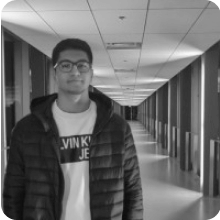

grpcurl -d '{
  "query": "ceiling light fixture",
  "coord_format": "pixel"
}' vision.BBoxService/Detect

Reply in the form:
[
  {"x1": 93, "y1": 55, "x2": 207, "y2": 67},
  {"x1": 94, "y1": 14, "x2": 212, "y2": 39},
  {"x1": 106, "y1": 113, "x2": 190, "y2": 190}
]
[
  {"x1": 106, "y1": 42, "x2": 142, "y2": 50},
  {"x1": 114, "y1": 68, "x2": 136, "y2": 73}
]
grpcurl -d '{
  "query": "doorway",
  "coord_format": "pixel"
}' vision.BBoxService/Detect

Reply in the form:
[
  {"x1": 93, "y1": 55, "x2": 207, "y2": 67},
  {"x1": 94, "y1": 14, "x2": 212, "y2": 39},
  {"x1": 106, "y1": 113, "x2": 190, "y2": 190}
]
[{"x1": 125, "y1": 106, "x2": 137, "y2": 120}]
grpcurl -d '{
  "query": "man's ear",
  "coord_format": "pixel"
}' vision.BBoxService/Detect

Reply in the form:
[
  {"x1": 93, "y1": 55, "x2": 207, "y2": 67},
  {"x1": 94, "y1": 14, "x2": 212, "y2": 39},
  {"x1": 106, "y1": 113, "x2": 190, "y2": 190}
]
[
  {"x1": 53, "y1": 69, "x2": 58, "y2": 82},
  {"x1": 90, "y1": 68, "x2": 94, "y2": 81}
]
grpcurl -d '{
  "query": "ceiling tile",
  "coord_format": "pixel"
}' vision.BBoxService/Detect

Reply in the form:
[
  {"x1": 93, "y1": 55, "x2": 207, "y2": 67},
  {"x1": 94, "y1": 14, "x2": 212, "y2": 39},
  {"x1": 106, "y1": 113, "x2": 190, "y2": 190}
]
[
  {"x1": 142, "y1": 33, "x2": 184, "y2": 50},
  {"x1": 134, "y1": 84, "x2": 160, "y2": 90},
  {"x1": 146, "y1": 9, "x2": 203, "y2": 34},
  {"x1": 97, "y1": 77, "x2": 121, "y2": 84},
  {"x1": 2, "y1": 0, "x2": 220, "y2": 107},
  {"x1": 108, "y1": 49, "x2": 140, "y2": 69},
  {"x1": 158, "y1": 33, "x2": 220, "y2": 78},
  {"x1": 26, "y1": 0, "x2": 90, "y2": 11},
  {"x1": 157, "y1": 56, "x2": 198, "y2": 79},
  {"x1": 104, "y1": 91, "x2": 123, "y2": 96},
  {"x1": 2, "y1": 11, "x2": 59, "y2": 57},
  {"x1": 119, "y1": 77, "x2": 136, "y2": 86},
  {"x1": 170, "y1": 33, "x2": 220, "y2": 60},
  {"x1": 93, "y1": 67, "x2": 115, "y2": 78},
  {"x1": 115, "y1": 70, "x2": 136, "y2": 80},
  {"x1": 102, "y1": 34, "x2": 143, "y2": 44},
  {"x1": 137, "y1": 66, "x2": 162, "y2": 78},
  {"x1": 149, "y1": 0, "x2": 208, "y2": 9},
  {"x1": 92, "y1": 52, "x2": 112, "y2": 67},
  {"x1": 190, "y1": 9, "x2": 220, "y2": 33},
  {"x1": 91, "y1": 76, "x2": 104, "y2": 87},
  {"x1": 134, "y1": 79, "x2": 169, "y2": 92},
  {"x1": 138, "y1": 34, "x2": 185, "y2": 78},
  {"x1": 140, "y1": 33, "x2": 184, "y2": 65},
  {"x1": 117, "y1": 71, "x2": 136, "y2": 78},
  {"x1": 2, "y1": 0, "x2": 33, "y2": 11},
  {"x1": 2, "y1": 12, "x2": 55, "y2": 35},
  {"x1": 88, "y1": 0, "x2": 149, "y2": 10},
  {"x1": 39, "y1": 11, "x2": 99, "y2": 35},
  {"x1": 135, "y1": 76, "x2": 156, "y2": 85},
  {"x1": 93, "y1": 10, "x2": 146, "y2": 34},
  {"x1": 21, "y1": 33, "x2": 60, "y2": 57}
]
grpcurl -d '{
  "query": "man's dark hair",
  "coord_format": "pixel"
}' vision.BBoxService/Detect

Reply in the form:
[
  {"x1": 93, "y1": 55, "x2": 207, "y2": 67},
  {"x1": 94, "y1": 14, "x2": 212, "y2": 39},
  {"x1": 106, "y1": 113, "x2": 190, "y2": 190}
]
[{"x1": 52, "y1": 38, "x2": 93, "y2": 66}]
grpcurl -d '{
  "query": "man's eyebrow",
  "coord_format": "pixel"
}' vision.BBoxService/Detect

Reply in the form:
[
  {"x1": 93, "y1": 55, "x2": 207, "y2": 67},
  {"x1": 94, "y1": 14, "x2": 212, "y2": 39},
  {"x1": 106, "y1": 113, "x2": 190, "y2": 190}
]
[{"x1": 58, "y1": 59, "x2": 90, "y2": 63}]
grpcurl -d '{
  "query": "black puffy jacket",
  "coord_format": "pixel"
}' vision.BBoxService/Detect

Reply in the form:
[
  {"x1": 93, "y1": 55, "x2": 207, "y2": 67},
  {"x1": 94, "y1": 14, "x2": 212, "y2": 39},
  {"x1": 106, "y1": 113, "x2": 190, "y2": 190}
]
[{"x1": 3, "y1": 92, "x2": 143, "y2": 220}]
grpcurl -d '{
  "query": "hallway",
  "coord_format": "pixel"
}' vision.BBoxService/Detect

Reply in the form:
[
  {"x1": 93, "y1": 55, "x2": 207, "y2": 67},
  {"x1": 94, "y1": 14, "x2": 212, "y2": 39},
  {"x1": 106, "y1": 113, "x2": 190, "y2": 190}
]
[{"x1": 128, "y1": 121, "x2": 220, "y2": 220}]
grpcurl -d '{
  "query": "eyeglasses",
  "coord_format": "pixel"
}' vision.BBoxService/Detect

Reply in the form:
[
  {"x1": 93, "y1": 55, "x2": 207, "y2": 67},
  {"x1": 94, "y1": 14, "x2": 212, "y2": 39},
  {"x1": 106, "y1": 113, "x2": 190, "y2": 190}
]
[{"x1": 54, "y1": 60, "x2": 91, "y2": 73}]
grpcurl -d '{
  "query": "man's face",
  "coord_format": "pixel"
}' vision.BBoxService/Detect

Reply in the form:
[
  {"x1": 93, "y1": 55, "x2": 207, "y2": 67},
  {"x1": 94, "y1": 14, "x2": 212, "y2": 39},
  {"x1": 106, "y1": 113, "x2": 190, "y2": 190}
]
[{"x1": 54, "y1": 49, "x2": 93, "y2": 95}]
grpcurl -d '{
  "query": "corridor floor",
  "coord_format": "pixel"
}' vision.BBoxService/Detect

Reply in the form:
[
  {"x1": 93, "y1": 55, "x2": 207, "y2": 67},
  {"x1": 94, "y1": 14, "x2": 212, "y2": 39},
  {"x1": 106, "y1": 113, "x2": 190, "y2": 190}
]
[{"x1": 128, "y1": 121, "x2": 220, "y2": 220}]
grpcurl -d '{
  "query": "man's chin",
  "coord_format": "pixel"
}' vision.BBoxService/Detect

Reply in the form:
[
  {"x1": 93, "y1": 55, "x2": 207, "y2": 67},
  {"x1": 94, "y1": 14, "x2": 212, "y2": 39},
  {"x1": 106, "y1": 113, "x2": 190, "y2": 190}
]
[
  {"x1": 67, "y1": 89, "x2": 87, "y2": 95},
  {"x1": 58, "y1": 86, "x2": 89, "y2": 96}
]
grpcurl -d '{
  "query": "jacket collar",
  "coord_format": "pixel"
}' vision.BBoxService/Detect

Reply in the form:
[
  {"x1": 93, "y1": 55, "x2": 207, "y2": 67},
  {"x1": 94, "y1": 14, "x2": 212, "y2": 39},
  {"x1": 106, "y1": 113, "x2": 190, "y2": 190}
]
[{"x1": 30, "y1": 92, "x2": 114, "y2": 135}]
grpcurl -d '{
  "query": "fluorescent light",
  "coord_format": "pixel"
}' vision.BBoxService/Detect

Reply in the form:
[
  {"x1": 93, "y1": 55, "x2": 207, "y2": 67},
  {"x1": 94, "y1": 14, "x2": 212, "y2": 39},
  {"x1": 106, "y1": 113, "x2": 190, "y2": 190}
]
[
  {"x1": 133, "y1": 94, "x2": 150, "y2": 97},
  {"x1": 170, "y1": 44, "x2": 203, "y2": 61},
  {"x1": 94, "y1": 85, "x2": 120, "y2": 89},
  {"x1": 132, "y1": 97, "x2": 145, "y2": 100},
  {"x1": 110, "y1": 96, "x2": 126, "y2": 99},
  {"x1": 104, "y1": 92, "x2": 123, "y2": 95},
  {"x1": 138, "y1": 77, "x2": 169, "y2": 84},
  {"x1": 153, "y1": 77, "x2": 169, "y2": 83},
  {"x1": 93, "y1": 67, "x2": 115, "y2": 77},
  {"x1": 172, "y1": 50, "x2": 203, "y2": 60},
  {"x1": 135, "y1": 88, "x2": 156, "y2": 91}
]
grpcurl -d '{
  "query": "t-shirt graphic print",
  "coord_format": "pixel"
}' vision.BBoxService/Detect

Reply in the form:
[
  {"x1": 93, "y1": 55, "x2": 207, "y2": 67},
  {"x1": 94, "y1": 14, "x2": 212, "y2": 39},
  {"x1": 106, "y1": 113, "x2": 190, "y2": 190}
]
[
  {"x1": 60, "y1": 134, "x2": 91, "y2": 163},
  {"x1": 52, "y1": 100, "x2": 97, "y2": 220}
]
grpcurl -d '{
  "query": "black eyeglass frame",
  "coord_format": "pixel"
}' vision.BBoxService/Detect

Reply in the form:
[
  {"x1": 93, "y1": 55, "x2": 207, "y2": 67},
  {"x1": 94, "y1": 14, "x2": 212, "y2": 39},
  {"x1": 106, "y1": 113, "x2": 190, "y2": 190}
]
[{"x1": 53, "y1": 60, "x2": 92, "y2": 73}]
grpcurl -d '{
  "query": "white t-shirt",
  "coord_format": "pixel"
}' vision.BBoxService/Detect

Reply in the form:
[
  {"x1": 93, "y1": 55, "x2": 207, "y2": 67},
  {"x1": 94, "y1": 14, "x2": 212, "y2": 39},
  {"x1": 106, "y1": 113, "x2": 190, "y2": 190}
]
[{"x1": 52, "y1": 100, "x2": 97, "y2": 220}]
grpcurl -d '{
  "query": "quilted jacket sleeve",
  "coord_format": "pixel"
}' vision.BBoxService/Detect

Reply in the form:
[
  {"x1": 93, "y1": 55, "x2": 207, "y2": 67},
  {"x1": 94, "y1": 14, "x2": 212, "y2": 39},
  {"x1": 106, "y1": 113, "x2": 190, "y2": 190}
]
[
  {"x1": 3, "y1": 125, "x2": 25, "y2": 220},
  {"x1": 123, "y1": 123, "x2": 143, "y2": 220}
]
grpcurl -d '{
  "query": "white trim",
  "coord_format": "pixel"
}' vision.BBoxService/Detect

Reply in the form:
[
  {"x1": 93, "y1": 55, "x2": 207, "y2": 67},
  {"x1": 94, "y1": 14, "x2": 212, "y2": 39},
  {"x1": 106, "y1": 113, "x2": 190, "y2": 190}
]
[
  {"x1": 1, "y1": 28, "x2": 8, "y2": 200},
  {"x1": 168, "y1": 81, "x2": 171, "y2": 156},
  {"x1": 200, "y1": 54, "x2": 205, "y2": 192},
  {"x1": 21, "y1": 42, "x2": 30, "y2": 117}
]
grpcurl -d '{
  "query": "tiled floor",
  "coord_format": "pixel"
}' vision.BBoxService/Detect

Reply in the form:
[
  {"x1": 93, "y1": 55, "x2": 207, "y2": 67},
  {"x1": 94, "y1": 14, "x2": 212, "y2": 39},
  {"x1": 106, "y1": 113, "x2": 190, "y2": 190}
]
[{"x1": 128, "y1": 121, "x2": 220, "y2": 220}]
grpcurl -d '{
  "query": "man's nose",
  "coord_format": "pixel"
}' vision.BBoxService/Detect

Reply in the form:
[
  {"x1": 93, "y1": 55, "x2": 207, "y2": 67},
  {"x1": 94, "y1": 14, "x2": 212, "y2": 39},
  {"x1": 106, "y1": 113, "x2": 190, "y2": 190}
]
[{"x1": 70, "y1": 65, "x2": 80, "y2": 76}]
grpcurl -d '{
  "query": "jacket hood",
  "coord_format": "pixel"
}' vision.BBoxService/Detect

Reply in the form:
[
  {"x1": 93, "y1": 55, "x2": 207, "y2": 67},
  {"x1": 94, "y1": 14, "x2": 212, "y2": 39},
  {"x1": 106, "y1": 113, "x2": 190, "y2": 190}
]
[
  {"x1": 31, "y1": 93, "x2": 57, "y2": 113},
  {"x1": 30, "y1": 92, "x2": 114, "y2": 134}
]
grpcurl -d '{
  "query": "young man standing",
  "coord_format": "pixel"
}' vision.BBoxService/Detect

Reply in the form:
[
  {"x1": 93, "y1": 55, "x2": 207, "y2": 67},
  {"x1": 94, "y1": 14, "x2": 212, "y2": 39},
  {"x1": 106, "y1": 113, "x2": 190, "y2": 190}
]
[{"x1": 3, "y1": 38, "x2": 143, "y2": 220}]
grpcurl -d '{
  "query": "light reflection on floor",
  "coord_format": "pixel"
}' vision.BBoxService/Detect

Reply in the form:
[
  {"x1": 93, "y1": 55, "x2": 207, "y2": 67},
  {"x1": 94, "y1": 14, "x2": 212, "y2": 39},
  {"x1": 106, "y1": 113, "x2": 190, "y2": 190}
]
[{"x1": 128, "y1": 121, "x2": 220, "y2": 220}]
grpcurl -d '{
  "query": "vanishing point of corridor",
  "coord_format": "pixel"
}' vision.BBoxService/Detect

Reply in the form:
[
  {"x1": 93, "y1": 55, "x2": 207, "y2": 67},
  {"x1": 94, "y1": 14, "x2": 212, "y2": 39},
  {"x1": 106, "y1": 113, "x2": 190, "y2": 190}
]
[{"x1": 129, "y1": 121, "x2": 220, "y2": 220}]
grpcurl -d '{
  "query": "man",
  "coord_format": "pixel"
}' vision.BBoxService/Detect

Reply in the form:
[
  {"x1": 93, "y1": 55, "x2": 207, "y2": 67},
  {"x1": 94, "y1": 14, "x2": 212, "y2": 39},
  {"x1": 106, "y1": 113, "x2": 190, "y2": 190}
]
[{"x1": 3, "y1": 38, "x2": 143, "y2": 220}]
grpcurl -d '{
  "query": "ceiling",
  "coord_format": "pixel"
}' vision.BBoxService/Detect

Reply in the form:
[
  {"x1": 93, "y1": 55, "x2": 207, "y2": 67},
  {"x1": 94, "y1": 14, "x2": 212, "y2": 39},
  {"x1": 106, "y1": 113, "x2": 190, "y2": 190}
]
[{"x1": 1, "y1": 0, "x2": 220, "y2": 106}]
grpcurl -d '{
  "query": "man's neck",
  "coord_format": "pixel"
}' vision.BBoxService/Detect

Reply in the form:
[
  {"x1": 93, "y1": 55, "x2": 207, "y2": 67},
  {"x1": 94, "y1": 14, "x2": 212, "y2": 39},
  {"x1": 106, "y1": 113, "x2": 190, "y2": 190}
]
[{"x1": 56, "y1": 92, "x2": 91, "y2": 113}]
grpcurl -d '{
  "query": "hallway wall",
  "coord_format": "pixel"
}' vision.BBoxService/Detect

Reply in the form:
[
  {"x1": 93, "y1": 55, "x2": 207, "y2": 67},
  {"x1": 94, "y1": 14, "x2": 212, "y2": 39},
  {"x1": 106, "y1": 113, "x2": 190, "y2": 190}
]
[{"x1": 137, "y1": 41, "x2": 220, "y2": 196}]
